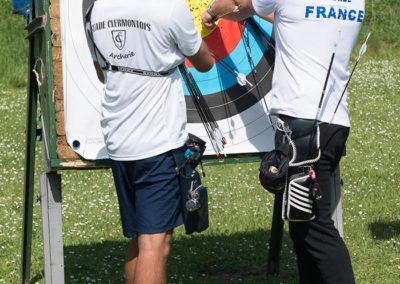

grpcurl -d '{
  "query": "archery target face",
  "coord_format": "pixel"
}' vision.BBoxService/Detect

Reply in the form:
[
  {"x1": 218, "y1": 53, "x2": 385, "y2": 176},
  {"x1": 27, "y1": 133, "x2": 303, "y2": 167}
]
[{"x1": 61, "y1": 0, "x2": 275, "y2": 160}]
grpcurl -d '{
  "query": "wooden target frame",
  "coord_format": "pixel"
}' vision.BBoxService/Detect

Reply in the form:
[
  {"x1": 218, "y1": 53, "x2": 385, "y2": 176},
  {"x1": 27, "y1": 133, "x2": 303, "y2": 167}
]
[{"x1": 38, "y1": 0, "x2": 278, "y2": 171}]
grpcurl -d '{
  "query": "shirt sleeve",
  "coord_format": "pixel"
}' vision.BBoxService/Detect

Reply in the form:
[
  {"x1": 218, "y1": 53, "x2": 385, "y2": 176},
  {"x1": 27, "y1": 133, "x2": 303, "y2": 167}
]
[
  {"x1": 169, "y1": 0, "x2": 202, "y2": 57},
  {"x1": 252, "y1": 0, "x2": 278, "y2": 17}
]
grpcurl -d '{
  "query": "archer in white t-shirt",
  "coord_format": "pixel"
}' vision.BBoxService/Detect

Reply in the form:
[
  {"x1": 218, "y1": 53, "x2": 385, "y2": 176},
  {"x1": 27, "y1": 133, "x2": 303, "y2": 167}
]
[
  {"x1": 202, "y1": 1, "x2": 364, "y2": 283},
  {"x1": 86, "y1": 0, "x2": 213, "y2": 283}
]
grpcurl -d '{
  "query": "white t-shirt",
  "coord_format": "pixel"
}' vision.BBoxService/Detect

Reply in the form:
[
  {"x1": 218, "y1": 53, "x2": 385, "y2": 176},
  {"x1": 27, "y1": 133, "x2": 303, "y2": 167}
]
[
  {"x1": 86, "y1": 0, "x2": 202, "y2": 160},
  {"x1": 252, "y1": 0, "x2": 365, "y2": 126}
]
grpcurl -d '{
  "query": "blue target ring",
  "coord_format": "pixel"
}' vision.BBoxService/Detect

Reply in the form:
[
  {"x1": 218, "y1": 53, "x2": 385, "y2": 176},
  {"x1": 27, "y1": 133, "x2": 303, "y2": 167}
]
[{"x1": 183, "y1": 16, "x2": 275, "y2": 122}]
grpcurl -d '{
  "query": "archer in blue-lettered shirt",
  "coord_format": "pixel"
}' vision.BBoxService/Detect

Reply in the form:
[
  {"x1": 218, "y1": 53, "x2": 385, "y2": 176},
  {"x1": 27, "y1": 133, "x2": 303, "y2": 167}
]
[{"x1": 203, "y1": 0, "x2": 365, "y2": 283}]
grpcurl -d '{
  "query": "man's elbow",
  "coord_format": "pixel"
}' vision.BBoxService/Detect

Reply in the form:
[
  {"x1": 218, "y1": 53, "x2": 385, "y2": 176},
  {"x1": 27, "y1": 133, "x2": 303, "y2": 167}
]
[
  {"x1": 93, "y1": 61, "x2": 105, "y2": 83},
  {"x1": 196, "y1": 60, "x2": 214, "y2": 73}
]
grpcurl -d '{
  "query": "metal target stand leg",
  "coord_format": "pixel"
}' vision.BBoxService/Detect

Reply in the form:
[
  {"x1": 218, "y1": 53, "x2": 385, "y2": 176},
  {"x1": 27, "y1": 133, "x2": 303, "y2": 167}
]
[
  {"x1": 40, "y1": 173, "x2": 65, "y2": 283},
  {"x1": 267, "y1": 191, "x2": 284, "y2": 276}
]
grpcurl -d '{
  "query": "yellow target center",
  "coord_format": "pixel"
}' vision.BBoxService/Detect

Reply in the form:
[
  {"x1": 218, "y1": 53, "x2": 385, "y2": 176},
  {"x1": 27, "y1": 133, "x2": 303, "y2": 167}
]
[{"x1": 186, "y1": 0, "x2": 217, "y2": 38}]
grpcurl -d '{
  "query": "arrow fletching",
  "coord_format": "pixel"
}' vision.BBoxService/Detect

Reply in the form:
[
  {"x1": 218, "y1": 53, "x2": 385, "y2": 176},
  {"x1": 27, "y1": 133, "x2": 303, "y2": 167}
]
[
  {"x1": 235, "y1": 71, "x2": 253, "y2": 87},
  {"x1": 357, "y1": 32, "x2": 371, "y2": 61}
]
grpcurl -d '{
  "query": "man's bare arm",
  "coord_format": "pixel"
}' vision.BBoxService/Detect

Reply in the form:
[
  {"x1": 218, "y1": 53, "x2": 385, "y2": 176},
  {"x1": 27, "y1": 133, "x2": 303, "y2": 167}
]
[{"x1": 187, "y1": 41, "x2": 214, "y2": 73}]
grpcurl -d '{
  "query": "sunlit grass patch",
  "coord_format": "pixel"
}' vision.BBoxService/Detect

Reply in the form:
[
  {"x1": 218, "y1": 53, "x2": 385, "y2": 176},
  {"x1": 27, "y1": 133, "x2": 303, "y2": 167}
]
[{"x1": 341, "y1": 59, "x2": 400, "y2": 284}]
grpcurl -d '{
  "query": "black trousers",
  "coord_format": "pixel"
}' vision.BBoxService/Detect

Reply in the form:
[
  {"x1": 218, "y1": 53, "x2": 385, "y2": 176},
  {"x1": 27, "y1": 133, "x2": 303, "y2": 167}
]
[{"x1": 286, "y1": 122, "x2": 355, "y2": 284}]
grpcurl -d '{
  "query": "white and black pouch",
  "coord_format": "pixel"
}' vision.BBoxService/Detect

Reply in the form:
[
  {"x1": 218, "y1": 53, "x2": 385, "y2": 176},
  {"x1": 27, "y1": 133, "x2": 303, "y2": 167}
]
[{"x1": 282, "y1": 171, "x2": 316, "y2": 222}]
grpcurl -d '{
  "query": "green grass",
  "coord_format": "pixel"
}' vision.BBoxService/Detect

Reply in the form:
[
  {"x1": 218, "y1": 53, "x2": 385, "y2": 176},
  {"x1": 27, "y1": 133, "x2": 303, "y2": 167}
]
[
  {"x1": 363, "y1": 0, "x2": 400, "y2": 45},
  {"x1": 1, "y1": 59, "x2": 399, "y2": 283},
  {"x1": 340, "y1": 59, "x2": 400, "y2": 283},
  {"x1": 1, "y1": 0, "x2": 400, "y2": 283},
  {"x1": 0, "y1": 0, "x2": 28, "y2": 88}
]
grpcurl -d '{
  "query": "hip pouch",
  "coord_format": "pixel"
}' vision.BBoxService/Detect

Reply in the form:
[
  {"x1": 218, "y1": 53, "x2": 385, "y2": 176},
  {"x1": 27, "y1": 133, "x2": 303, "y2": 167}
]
[
  {"x1": 259, "y1": 142, "x2": 291, "y2": 194},
  {"x1": 172, "y1": 134, "x2": 209, "y2": 234},
  {"x1": 282, "y1": 169, "x2": 318, "y2": 222}
]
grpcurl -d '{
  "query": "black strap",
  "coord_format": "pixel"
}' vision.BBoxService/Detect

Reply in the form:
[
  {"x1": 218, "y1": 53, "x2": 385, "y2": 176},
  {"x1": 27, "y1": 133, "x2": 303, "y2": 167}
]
[
  {"x1": 85, "y1": 1, "x2": 176, "y2": 77},
  {"x1": 102, "y1": 64, "x2": 177, "y2": 77}
]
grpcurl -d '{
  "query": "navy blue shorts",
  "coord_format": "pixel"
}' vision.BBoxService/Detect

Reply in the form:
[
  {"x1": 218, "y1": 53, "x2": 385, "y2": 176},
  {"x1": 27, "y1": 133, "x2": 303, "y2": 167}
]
[{"x1": 111, "y1": 148, "x2": 184, "y2": 238}]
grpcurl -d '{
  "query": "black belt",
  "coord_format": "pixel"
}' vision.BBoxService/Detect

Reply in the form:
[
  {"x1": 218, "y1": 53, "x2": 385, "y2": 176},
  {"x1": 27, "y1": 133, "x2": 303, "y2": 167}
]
[
  {"x1": 102, "y1": 64, "x2": 177, "y2": 77},
  {"x1": 278, "y1": 114, "x2": 317, "y2": 139}
]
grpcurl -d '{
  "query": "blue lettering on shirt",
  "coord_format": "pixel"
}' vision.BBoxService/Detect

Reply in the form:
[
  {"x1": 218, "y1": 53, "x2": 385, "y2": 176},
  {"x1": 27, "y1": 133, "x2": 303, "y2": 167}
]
[
  {"x1": 305, "y1": 5, "x2": 364, "y2": 23},
  {"x1": 328, "y1": 7, "x2": 337, "y2": 19},
  {"x1": 338, "y1": 8, "x2": 347, "y2": 20},
  {"x1": 348, "y1": 9, "x2": 357, "y2": 21},
  {"x1": 357, "y1": 10, "x2": 364, "y2": 22},
  {"x1": 305, "y1": 6, "x2": 315, "y2": 18},
  {"x1": 317, "y1": 6, "x2": 327, "y2": 18}
]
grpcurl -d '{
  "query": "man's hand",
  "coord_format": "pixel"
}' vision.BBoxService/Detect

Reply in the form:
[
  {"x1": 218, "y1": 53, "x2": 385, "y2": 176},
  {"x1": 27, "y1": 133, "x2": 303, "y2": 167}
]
[
  {"x1": 201, "y1": 0, "x2": 256, "y2": 28},
  {"x1": 201, "y1": 10, "x2": 217, "y2": 30}
]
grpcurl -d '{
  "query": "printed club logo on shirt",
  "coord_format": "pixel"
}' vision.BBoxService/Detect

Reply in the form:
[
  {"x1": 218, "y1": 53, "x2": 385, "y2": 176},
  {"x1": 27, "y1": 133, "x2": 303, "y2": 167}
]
[{"x1": 112, "y1": 30, "x2": 126, "y2": 50}]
